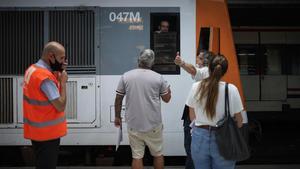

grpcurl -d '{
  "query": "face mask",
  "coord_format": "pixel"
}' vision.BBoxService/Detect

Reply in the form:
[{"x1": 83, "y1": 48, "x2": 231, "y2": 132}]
[
  {"x1": 196, "y1": 64, "x2": 204, "y2": 68},
  {"x1": 49, "y1": 55, "x2": 64, "y2": 72}
]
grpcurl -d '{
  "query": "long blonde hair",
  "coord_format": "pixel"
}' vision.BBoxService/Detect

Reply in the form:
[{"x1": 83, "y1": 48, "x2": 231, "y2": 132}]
[{"x1": 196, "y1": 54, "x2": 228, "y2": 120}]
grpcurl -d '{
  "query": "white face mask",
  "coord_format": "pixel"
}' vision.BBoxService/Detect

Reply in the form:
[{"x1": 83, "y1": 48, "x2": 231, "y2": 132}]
[{"x1": 195, "y1": 64, "x2": 203, "y2": 68}]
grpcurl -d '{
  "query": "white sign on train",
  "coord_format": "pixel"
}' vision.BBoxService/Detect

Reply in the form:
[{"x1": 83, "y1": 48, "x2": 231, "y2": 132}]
[{"x1": 109, "y1": 12, "x2": 142, "y2": 23}]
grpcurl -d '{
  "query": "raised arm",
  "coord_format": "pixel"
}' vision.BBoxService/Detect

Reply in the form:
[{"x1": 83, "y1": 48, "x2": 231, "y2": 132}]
[
  {"x1": 50, "y1": 70, "x2": 68, "y2": 112},
  {"x1": 174, "y1": 52, "x2": 197, "y2": 76}
]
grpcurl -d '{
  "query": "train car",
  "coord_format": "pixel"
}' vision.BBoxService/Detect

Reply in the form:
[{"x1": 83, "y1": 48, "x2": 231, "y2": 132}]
[
  {"x1": 1, "y1": 0, "x2": 299, "y2": 158},
  {"x1": 234, "y1": 29, "x2": 300, "y2": 111},
  {"x1": 0, "y1": 0, "x2": 202, "y2": 156}
]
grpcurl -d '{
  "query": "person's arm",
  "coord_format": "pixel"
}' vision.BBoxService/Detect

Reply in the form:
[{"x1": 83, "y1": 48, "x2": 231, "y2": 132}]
[
  {"x1": 234, "y1": 112, "x2": 243, "y2": 128},
  {"x1": 189, "y1": 107, "x2": 196, "y2": 121},
  {"x1": 114, "y1": 94, "x2": 124, "y2": 127},
  {"x1": 186, "y1": 83, "x2": 198, "y2": 121},
  {"x1": 229, "y1": 84, "x2": 244, "y2": 128},
  {"x1": 50, "y1": 70, "x2": 68, "y2": 112},
  {"x1": 174, "y1": 52, "x2": 197, "y2": 76},
  {"x1": 114, "y1": 75, "x2": 126, "y2": 127},
  {"x1": 160, "y1": 76, "x2": 171, "y2": 103},
  {"x1": 161, "y1": 87, "x2": 171, "y2": 103}
]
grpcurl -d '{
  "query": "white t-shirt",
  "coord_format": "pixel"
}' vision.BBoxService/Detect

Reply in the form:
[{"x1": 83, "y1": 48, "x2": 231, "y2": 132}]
[
  {"x1": 186, "y1": 81, "x2": 243, "y2": 126},
  {"x1": 192, "y1": 67, "x2": 209, "y2": 81}
]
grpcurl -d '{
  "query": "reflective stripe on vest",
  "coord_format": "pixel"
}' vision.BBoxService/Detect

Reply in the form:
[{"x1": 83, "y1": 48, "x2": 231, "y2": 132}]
[
  {"x1": 24, "y1": 116, "x2": 66, "y2": 128},
  {"x1": 23, "y1": 95, "x2": 51, "y2": 106}
]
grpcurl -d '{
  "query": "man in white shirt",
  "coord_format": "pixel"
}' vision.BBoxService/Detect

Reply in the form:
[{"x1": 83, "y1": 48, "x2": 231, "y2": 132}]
[
  {"x1": 174, "y1": 50, "x2": 213, "y2": 169},
  {"x1": 174, "y1": 51, "x2": 212, "y2": 81}
]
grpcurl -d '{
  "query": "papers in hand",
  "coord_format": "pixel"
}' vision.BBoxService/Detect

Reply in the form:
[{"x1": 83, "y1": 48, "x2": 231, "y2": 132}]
[{"x1": 116, "y1": 125, "x2": 123, "y2": 151}]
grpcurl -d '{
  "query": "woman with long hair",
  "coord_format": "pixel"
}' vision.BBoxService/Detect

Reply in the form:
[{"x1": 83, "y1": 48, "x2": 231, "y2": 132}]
[{"x1": 186, "y1": 54, "x2": 243, "y2": 169}]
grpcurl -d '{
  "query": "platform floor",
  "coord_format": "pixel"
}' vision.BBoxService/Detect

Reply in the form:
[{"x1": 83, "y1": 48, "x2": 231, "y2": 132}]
[{"x1": 1, "y1": 165, "x2": 300, "y2": 169}]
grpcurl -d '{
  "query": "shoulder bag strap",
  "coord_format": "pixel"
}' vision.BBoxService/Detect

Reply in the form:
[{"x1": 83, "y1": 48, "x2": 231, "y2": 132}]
[{"x1": 225, "y1": 83, "x2": 230, "y2": 118}]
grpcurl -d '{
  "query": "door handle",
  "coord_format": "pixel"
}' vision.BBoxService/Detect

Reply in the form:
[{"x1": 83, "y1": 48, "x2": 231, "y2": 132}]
[{"x1": 81, "y1": 85, "x2": 88, "y2": 89}]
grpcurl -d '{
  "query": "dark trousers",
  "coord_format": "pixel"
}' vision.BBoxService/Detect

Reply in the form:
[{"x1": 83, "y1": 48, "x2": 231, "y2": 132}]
[
  {"x1": 184, "y1": 123, "x2": 194, "y2": 169},
  {"x1": 31, "y1": 138, "x2": 60, "y2": 169},
  {"x1": 182, "y1": 105, "x2": 195, "y2": 169}
]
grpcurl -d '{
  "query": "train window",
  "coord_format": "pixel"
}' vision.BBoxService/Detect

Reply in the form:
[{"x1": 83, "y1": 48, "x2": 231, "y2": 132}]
[
  {"x1": 198, "y1": 27, "x2": 211, "y2": 51},
  {"x1": 236, "y1": 45, "x2": 258, "y2": 75},
  {"x1": 261, "y1": 45, "x2": 284, "y2": 75},
  {"x1": 150, "y1": 13, "x2": 180, "y2": 74},
  {"x1": 199, "y1": 27, "x2": 220, "y2": 55},
  {"x1": 287, "y1": 45, "x2": 300, "y2": 75}
]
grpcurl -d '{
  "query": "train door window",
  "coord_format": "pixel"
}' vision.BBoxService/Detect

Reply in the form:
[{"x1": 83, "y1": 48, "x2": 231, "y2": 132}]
[
  {"x1": 197, "y1": 27, "x2": 220, "y2": 54},
  {"x1": 287, "y1": 45, "x2": 300, "y2": 75},
  {"x1": 236, "y1": 45, "x2": 258, "y2": 75},
  {"x1": 261, "y1": 45, "x2": 285, "y2": 75},
  {"x1": 198, "y1": 27, "x2": 210, "y2": 51},
  {"x1": 150, "y1": 13, "x2": 180, "y2": 74},
  {"x1": 260, "y1": 45, "x2": 287, "y2": 101}
]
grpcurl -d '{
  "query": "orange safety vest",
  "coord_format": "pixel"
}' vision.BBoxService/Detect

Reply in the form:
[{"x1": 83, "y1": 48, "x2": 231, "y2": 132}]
[{"x1": 23, "y1": 64, "x2": 67, "y2": 141}]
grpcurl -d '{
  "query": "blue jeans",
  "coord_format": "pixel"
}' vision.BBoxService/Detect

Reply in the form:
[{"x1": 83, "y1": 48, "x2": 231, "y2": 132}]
[{"x1": 191, "y1": 127, "x2": 236, "y2": 169}]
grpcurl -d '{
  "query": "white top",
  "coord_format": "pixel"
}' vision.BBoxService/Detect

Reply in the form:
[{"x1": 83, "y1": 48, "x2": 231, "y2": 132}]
[
  {"x1": 186, "y1": 81, "x2": 244, "y2": 126},
  {"x1": 191, "y1": 66, "x2": 248, "y2": 123},
  {"x1": 192, "y1": 67, "x2": 209, "y2": 81},
  {"x1": 116, "y1": 68, "x2": 169, "y2": 132}
]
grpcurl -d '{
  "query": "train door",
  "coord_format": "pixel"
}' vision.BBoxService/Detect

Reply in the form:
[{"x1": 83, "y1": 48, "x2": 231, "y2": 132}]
[
  {"x1": 260, "y1": 32, "x2": 286, "y2": 101},
  {"x1": 286, "y1": 32, "x2": 300, "y2": 108},
  {"x1": 234, "y1": 32, "x2": 260, "y2": 102},
  {"x1": 234, "y1": 31, "x2": 287, "y2": 111},
  {"x1": 234, "y1": 31, "x2": 300, "y2": 111}
]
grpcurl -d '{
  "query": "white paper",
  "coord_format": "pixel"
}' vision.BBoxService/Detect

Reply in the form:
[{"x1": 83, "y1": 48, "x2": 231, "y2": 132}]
[{"x1": 115, "y1": 126, "x2": 123, "y2": 151}]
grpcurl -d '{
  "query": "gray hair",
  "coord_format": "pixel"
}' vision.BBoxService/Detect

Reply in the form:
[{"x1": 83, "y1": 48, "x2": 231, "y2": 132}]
[{"x1": 138, "y1": 49, "x2": 155, "y2": 68}]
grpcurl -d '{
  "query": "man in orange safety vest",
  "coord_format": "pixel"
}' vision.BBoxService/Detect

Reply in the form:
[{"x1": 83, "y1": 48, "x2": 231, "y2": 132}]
[{"x1": 23, "y1": 41, "x2": 68, "y2": 169}]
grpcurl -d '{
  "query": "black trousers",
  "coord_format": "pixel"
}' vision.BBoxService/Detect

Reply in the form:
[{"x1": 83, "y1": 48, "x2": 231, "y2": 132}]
[
  {"x1": 182, "y1": 105, "x2": 195, "y2": 169},
  {"x1": 31, "y1": 138, "x2": 60, "y2": 169}
]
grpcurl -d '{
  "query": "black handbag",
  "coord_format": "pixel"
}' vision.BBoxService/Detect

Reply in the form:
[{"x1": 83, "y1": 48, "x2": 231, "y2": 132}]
[{"x1": 215, "y1": 83, "x2": 250, "y2": 161}]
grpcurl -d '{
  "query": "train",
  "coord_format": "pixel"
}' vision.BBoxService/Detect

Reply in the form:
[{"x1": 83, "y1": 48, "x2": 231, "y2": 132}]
[{"x1": 0, "y1": 0, "x2": 300, "y2": 157}]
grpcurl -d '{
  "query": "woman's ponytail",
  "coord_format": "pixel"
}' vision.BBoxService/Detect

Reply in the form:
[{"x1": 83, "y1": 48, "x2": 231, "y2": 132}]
[{"x1": 196, "y1": 54, "x2": 228, "y2": 120}]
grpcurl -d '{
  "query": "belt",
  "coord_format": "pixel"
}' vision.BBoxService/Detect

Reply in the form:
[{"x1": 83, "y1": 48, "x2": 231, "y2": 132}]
[{"x1": 196, "y1": 125, "x2": 218, "y2": 130}]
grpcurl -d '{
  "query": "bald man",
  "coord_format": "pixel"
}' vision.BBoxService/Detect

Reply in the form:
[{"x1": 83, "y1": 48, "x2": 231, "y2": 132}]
[{"x1": 23, "y1": 41, "x2": 68, "y2": 169}]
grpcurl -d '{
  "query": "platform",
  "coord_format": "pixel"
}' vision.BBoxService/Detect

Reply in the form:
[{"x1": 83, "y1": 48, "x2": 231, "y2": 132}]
[{"x1": 1, "y1": 165, "x2": 300, "y2": 169}]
